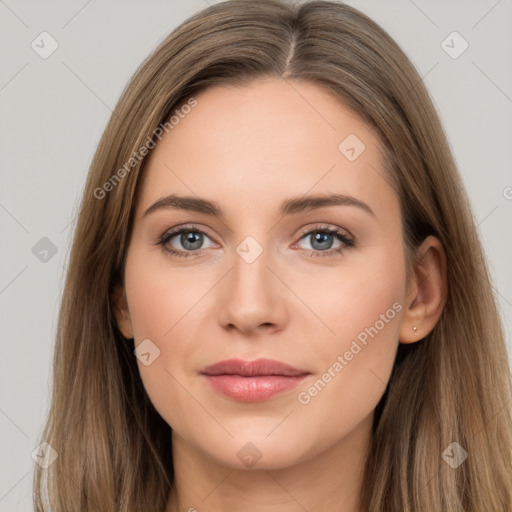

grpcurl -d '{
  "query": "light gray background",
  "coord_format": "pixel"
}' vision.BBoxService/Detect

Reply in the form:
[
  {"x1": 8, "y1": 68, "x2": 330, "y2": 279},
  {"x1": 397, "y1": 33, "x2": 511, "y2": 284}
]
[{"x1": 1, "y1": 1, "x2": 511, "y2": 510}]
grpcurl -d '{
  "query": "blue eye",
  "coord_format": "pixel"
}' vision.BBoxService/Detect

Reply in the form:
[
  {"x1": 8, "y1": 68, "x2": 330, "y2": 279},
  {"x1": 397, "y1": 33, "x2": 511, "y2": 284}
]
[
  {"x1": 294, "y1": 226, "x2": 355, "y2": 258},
  {"x1": 158, "y1": 226, "x2": 214, "y2": 257},
  {"x1": 157, "y1": 224, "x2": 355, "y2": 259}
]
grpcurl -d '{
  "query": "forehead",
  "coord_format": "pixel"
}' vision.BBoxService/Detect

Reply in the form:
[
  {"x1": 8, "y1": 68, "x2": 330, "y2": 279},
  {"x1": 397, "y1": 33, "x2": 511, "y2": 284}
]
[{"x1": 136, "y1": 78, "x2": 397, "y2": 221}]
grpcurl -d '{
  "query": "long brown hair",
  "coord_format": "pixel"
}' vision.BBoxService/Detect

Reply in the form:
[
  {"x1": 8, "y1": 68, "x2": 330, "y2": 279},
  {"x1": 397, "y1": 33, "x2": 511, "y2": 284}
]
[{"x1": 33, "y1": 1, "x2": 512, "y2": 510}]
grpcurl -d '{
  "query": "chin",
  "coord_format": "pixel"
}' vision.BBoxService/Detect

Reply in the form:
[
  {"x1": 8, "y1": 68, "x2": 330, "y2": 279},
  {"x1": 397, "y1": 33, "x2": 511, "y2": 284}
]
[{"x1": 195, "y1": 434, "x2": 313, "y2": 471}]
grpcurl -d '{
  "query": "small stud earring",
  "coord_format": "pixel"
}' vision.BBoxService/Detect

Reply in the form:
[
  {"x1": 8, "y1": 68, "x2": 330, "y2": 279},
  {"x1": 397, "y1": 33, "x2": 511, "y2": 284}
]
[{"x1": 412, "y1": 325, "x2": 418, "y2": 335}]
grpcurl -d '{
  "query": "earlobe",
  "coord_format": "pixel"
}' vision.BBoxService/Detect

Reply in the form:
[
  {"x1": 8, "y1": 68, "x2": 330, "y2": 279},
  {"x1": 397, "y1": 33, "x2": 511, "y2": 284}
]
[
  {"x1": 399, "y1": 235, "x2": 448, "y2": 344},
  {"x1": 111, "y1": 285, "x2": 134, "y2": 339}
]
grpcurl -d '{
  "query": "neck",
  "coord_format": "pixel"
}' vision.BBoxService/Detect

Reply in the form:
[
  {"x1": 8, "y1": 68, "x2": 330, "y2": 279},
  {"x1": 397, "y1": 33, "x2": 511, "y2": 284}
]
[{"x1": 165, "y1": 412, "x2": 373, "y2": 512}]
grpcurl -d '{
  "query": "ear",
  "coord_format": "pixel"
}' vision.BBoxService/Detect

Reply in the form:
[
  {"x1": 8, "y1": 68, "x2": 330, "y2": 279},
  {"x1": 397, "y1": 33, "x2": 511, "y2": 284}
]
[
  {"x1": 111, "y1": 284, "x2": 134, "y2": 339},
  {"x1": 399, "y1": 235, "x2": 448, "y2": 344}
]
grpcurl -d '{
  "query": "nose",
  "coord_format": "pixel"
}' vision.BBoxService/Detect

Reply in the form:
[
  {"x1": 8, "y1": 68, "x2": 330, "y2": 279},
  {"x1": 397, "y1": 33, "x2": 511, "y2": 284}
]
[{"x1": 217, "y1": 244, "x2": 288, "y2": 336}]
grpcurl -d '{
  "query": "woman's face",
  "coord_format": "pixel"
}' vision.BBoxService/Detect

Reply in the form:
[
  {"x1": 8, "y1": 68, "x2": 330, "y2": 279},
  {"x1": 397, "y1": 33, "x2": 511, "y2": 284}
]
[{"x1": 118, "y1": 78, "x2": 409, "y2": 469}]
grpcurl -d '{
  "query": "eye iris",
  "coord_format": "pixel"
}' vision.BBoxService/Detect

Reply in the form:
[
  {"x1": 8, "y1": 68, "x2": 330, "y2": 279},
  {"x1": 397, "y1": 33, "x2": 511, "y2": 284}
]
[
  {"x1": 181, "y1": 231, "x2": 203, "y2": 250},
  {"x1": 311, "y1": 231, "x2": 333, "y2": 250}
]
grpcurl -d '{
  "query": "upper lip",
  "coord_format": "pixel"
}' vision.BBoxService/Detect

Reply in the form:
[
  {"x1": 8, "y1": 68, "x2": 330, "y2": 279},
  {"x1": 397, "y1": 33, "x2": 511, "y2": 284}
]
[{"x1": 200, "y1": 358, "x2": 309, "y2": 377}]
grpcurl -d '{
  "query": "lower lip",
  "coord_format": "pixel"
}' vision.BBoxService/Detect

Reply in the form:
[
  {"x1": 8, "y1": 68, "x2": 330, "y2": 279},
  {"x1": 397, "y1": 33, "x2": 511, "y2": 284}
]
[{"x1": 202, "y1": 374, "x2": 309, "y2": 402}]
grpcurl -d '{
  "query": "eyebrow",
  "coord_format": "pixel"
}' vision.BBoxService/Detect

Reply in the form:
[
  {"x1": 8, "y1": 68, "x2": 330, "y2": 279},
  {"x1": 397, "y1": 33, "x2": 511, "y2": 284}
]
[{"x1": 143, "y1": 193, "x2": 376, "y2": 219}]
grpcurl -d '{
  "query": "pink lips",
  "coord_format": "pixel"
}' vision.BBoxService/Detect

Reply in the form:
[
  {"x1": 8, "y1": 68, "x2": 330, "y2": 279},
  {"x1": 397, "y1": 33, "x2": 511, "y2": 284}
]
[{"x1": 200, "y1": 358, "x2": 310, "y2": 402}]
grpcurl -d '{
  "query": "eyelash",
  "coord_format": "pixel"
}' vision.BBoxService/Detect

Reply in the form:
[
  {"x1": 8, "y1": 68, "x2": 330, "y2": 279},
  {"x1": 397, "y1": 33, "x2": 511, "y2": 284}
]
[{"x1": 157, "y1": 223, "x2": 355, "y2": 259}]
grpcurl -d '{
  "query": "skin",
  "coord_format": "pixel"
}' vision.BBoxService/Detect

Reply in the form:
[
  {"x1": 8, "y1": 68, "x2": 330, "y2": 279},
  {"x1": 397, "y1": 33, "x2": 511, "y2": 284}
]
[{"x1": 114, "y1": 78, "x2": 447, "y2": 512}]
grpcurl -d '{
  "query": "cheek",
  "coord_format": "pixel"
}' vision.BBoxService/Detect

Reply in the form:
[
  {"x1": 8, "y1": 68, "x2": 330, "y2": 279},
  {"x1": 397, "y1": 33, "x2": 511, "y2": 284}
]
[
  {"x1": 124, "y1": 246, "x2": 208, "y2": 340},
  {"x1": 123, "y1": 247, "x2": 216, "y2": 430},
  {"x1": 291, "y1": 243, "x2": 405, "y2": 431},
  {"x1": 293, "y1": 236, "x2": 406, "y2": 357}
]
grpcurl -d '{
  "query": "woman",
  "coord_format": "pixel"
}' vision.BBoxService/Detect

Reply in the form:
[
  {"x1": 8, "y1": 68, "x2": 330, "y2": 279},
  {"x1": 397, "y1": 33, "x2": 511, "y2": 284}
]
[{"x1": 33, "y1": 0, "x2": 512, "y2": 510}]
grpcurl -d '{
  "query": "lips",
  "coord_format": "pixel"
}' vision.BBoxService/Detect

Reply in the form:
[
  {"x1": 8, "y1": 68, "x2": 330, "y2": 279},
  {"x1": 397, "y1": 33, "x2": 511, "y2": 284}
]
[
  {"x1": 200, "y1": 358, "x2": 310, "y2": 402},
  {"x1": 201, "y1": 358, "x2": 309, "y2": 377}
]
